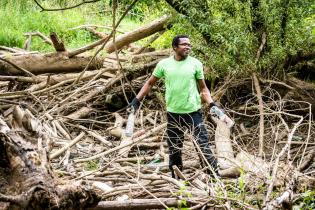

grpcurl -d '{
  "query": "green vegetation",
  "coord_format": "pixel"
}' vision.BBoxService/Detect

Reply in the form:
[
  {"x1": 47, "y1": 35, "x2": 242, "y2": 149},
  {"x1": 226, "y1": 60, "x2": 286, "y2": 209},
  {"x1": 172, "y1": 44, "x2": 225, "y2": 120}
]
[
  {"x1": 294, "y1": 190, "x2": 315, "y2": 210},
  {"x1": 84, "y1": 159, "x2": 100, "y2": 171},
  {"x1": 0, "y1": 0, "x2": 142, "y2": 52},
  {"x1": 159, "y1": 0, "x2": 314, "y2": 78},
  {"x1": 1, "y1": 0, "x2": 314, "y2": 78}
]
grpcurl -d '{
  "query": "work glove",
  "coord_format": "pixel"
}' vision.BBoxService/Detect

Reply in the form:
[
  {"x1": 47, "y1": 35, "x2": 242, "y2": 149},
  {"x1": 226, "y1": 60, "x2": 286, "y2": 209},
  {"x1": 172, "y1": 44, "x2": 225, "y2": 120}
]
[
  {"x1": 129, "y1": 97, "x2": 140, "y2": 112},
  {"x1": 209, "y1": 102, "x2": 223, "y2": 111},
  {"x1": 209, "y1": 102, "x2": 225, "y2": 118}
]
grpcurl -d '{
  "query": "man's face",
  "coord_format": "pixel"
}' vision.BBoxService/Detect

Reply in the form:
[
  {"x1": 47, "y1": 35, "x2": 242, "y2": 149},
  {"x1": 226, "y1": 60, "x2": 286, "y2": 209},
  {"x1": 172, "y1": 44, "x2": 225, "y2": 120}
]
[{"x1": 174, "y1": 38, "x2": 192, "y2": 58}]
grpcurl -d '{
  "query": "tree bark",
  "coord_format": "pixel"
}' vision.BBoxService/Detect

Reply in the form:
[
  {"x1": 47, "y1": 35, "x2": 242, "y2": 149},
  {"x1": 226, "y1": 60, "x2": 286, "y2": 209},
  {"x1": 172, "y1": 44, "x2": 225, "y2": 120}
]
[
  {"x1": 0, "y1": 106, "x2": 99, "y2": 209},
  {"x1": 104, "y1": 15, "x2": 170, "y2": 53},
  {"x1": 0, "y1": 52, "x2": 103, "y2": 75},
  {"x1": 88, "y1": 198, "x2": 183, "y2": 210}
]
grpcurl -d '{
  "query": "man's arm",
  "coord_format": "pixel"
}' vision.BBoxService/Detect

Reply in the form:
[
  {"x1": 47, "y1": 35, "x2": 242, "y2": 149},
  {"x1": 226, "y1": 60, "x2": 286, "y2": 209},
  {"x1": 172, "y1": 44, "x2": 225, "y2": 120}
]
[
  {"x1": 197, "y1": 79, "x2": 214, "y2": 105},
  {"x1": 136, "y1": 75, "x2": 159, "y2": 100}
]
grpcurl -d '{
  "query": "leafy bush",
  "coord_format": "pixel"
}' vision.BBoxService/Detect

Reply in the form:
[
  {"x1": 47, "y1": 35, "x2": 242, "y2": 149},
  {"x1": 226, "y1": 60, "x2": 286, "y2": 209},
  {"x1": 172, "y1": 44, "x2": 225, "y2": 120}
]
[{"x1": 0, "y1": 0, "x2": 142, "y2": 52}]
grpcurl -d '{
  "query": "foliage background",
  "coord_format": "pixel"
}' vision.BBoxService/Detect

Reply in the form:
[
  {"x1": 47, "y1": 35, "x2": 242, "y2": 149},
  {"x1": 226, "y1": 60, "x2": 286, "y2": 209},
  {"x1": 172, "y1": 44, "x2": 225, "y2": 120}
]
[{"x1": 0, "y1": 0, "x2": 314, "y2": 78}]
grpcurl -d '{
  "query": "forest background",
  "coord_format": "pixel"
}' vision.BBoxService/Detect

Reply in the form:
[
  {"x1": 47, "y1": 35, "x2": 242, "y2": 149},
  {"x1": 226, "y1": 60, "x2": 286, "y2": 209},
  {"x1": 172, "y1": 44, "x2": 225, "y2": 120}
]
[
  {"x1": 0, "y1": 0, "x2": 314, "y2": 209},
  {"x1": 1, "y1": 0, "x2": 313, "y2": 80}
]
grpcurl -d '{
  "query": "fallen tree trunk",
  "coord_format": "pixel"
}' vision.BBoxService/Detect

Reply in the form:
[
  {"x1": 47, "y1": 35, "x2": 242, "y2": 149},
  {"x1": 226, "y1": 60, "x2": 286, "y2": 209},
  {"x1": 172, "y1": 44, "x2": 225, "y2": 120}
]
[
  {"x1": 0, "y1": 106, "x2": 99, "y2": 209},
  {"x1": 88, "y1": 198, "x2": 185, "y2": 210},
  {"x1": 0, "y1": 52, "x2": 103, "y2": 75},
  {"x1": 104, "y1": 15, "x2": 170, "y2": 53}
]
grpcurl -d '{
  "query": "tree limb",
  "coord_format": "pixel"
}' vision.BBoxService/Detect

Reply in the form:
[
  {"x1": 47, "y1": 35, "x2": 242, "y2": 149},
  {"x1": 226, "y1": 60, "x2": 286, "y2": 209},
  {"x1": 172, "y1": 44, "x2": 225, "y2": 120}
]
[{"x1": 33, "y1": 0, "x2": 101, "y2": 12}]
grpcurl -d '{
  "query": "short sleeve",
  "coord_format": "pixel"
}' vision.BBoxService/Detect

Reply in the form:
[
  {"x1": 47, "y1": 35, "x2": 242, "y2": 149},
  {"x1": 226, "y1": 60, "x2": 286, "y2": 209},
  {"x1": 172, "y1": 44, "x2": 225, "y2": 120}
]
[
  {"x1": 152, "y1": 62, "x2": 164, "y2": 78},
  {"x1": 195, "y1": 61, "x2": 204, "y2": 80}
]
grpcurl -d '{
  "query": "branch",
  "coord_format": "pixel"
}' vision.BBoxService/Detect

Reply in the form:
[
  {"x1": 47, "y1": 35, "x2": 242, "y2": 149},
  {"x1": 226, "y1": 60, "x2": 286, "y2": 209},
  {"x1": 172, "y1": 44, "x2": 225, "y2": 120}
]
[
  {"x1": 68, "y1": 0, "x2": 139, "y2": 58},
  {"x1": 33, "y1": 0, "x2": 101, "y2": 12},
  {"x1": 24, "y1": 31, "x2": 52, "y2": 45},
  {"x1": 252, "y1": 73, "x2": 264, "y2": 157},
  {"x1": 165, "y1": 0, "x2": 213, "y2": 45},
  {"x1": 74, "y1": 123, "x2": 167, "y2": 163},
  {"x1": 68, "y1": 0, "x2": 139, "y2": 88},
  {"x1": 49, "y1": 132, "x2": 85, "y2": 159},
  {"x1": 50, "y1": 32, "x2": 66, "y2": 52},
  {"x1": 255, "y1": 32, "x2": 266, "y2": 63}
]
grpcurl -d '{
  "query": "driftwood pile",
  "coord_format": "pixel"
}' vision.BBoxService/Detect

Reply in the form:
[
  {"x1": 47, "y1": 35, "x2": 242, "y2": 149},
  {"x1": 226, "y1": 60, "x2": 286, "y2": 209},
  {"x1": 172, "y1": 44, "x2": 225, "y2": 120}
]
[{"x1": 0, "y1": 15, "x2": 314, "y2": 210}]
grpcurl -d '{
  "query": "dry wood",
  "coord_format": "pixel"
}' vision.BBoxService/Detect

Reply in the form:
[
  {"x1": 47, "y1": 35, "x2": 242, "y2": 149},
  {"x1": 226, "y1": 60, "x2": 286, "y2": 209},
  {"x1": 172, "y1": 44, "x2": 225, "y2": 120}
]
[
  {"x1": 74, "y1": 123, "x2": 167, "y2": 163},
  {"x1": 50, "y1": 132, "x2": 85, "y2": 159},
  {"x1": 104, "y1": 15, "x2": 170, "y2": 53},
  {"x1": 252, "y1": 73, "x2": 265, "y2": 157},
  {"x1": 88, "y1": 198, "x2": 182, "y2": 210},
  {"x1": 0, "y1": 45, "x2": 25, "y2": 53},
  {"x1": 0, "y1": 19, "x2": 314, "y2": 209},
  {"x1": 50, "y1": 32, "x2": 66, "y2": 52},
  {"x1": 213, "y1": 118, "x2": 234, "y2": 169},
  {"x1": 23, "y1": 31, "x2": 53, "y2": 49},
  {"x1": 0, "y1": 57, "x2": 35, "y2": 76},
  {"x1": 0, "y1": 52, "x2": 103, "y2": 75},
  {"x1": 131, "y1": 48, "x2": 171, "y2": 63},
  {"x1": 84, "y1": 27, "x2": 109, "y2": 38},
  {"x1": 133, "y1": 30, "x2": 165, "y2": 54},
  {"x1": 0, "y1": 108, "x2": 99, "y2": 209}
]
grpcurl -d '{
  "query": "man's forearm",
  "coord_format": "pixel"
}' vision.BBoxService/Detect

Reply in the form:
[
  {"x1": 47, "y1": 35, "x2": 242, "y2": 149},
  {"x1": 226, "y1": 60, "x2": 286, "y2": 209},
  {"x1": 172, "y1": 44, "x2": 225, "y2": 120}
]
[
  {"x1": 136, "y1": 76, "x2": 158, "y2": 101},
  {"x1": 136, "y1": 81, "x2": 153, "y2": 100},
  {"x1": 200, "y1": 89, "x2": 214, "y2": 105},
  {"x1": 197, "y1": 79, "x2": 214, "y2": 105}
]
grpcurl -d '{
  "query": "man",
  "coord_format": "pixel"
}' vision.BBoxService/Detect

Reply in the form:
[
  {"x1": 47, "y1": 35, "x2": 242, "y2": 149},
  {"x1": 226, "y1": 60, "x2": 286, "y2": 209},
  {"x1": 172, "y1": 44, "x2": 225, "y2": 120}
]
[{"x1": 130, "y1": 35, "x2": 219, "y2": 178}]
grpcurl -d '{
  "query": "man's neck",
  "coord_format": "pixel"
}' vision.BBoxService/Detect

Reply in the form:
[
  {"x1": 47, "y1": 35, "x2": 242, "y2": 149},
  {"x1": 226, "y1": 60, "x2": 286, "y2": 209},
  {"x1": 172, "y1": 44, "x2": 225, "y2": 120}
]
[{"x1": 174, "y1": 54, "x2": 188, "y2": 61}]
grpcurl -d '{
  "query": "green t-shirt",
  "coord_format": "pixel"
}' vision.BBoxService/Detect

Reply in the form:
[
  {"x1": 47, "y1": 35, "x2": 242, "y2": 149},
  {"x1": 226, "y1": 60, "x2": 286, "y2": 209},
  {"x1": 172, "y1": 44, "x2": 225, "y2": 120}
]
[{"x1": 153, "y1": 55, "x2": 204, "y2": 114}]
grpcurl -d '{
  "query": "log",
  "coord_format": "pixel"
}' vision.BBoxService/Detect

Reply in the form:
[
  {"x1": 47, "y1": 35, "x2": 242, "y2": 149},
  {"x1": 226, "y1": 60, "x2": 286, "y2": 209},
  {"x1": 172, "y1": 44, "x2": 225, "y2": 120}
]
[
  {"x1": 131, "y1": 49, "x2": 171, "y2": 63},
  {"x1": 0, "y1": 107, "x2": 99, "y2": 209},
  {"x1": 27, "y1": 69, "x2": 115, "y2": 92},
  {"x1": 104, "y1": 15, "x2": 170, "y2": 53},
  {"x1": 0, "y1": 52, "x2": 103, "y2": 75},
  {"x1": 213, "y1": 117, "x2": 235, "y2": 169},
  {"x1": 88, "y1": 198, "x2": 183, "y2": 210}
]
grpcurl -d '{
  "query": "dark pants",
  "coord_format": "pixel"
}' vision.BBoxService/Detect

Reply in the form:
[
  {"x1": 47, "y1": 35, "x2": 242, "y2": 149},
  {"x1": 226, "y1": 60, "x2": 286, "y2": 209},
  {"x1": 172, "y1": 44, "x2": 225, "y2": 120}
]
[{"x1": 166, "y1": 110, "x2": 218, "y2": 178}]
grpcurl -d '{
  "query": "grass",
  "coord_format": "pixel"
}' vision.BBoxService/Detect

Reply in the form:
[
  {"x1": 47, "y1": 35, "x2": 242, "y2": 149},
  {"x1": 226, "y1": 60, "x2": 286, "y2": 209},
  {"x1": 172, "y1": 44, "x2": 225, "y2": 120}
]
[
  {"x1": 84, "y1": 159, "x2": 100, "y2": 171},
  {"x1": 0, "y1": 1, "x2": 143, "y2": 52}
]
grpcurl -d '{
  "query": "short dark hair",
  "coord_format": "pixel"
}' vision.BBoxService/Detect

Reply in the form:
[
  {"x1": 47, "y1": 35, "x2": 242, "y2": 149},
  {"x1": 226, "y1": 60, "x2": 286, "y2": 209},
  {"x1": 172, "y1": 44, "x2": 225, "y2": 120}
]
[{"x1": 172, "y1": 35, "x2": 189, "y2": 48}]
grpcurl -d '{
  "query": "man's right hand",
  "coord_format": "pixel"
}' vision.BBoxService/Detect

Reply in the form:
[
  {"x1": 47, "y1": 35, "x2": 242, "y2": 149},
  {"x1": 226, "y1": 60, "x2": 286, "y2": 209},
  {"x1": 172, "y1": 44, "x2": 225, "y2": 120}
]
[
  {"x1": 129, "y1": 98, "x2": 140, "y2": 112},
  {"x1": 209, "y1": 102, "x2": 223, "y2": 112}
]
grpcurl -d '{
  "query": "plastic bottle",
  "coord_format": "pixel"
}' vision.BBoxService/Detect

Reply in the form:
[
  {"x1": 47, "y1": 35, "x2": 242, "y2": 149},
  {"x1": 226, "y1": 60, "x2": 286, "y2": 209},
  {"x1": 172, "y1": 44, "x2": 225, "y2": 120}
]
[
  {"x1": 125, "y1": 108, "x2": 135, "y2": 137},
  {"x1": 210, "y1": 106, "x2": 234, "y2": 128},
  {"x1": 148, "y1": 154, "x2": 161, "y2": 164}
]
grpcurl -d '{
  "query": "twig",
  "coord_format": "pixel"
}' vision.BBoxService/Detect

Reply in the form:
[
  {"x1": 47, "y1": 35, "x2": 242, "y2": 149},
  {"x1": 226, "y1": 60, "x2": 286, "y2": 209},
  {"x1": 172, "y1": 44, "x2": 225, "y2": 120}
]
[
  {"x1": 264, "y1": 114, "x2": 303, "y2": 206},
  {"x1": 74, "y1": 123, "x2": 166, "y2": 163},
  {"x1": 50, "y1": 132, "x2": 85, "y2": 159},
  {"x1": 33, "y1": 0, "x2": 101, "y2": 11},
  {"x1": 252, "y1": 73, "x2": 265, "y2": 157}
]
